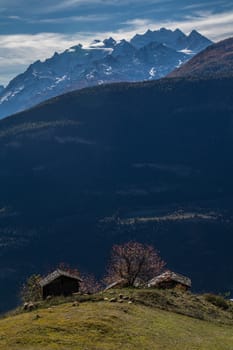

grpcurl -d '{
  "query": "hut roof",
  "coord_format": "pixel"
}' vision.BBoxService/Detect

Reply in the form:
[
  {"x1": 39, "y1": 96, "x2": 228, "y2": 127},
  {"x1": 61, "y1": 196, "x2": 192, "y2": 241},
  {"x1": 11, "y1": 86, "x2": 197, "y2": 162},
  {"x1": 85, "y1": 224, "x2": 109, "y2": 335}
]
[
  {"x1": 39, "y1": 269, "x2": 82, "y2": 287},
  {"x1": 104, "y1": 279, "x2": 127, "y2": 291},
  {"x1": 148, "y1": 271, "x2": 191, "y2": 288}
]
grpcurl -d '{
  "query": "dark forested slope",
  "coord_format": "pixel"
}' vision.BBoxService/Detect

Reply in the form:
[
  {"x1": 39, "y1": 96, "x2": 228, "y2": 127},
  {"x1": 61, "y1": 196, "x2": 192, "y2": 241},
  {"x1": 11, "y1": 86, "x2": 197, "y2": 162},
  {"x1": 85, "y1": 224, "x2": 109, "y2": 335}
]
[{"x1": 0, "y1": 77, "x2": 233, "y2": 311}]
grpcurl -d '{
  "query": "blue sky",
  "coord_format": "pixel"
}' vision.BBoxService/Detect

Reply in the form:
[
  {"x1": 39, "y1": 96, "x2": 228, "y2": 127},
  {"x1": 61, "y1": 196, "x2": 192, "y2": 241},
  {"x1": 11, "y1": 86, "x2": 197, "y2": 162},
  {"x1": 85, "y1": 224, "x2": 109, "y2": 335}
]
[{"x1": 0, "y1": 0, "x2": 233, "y2": 85}]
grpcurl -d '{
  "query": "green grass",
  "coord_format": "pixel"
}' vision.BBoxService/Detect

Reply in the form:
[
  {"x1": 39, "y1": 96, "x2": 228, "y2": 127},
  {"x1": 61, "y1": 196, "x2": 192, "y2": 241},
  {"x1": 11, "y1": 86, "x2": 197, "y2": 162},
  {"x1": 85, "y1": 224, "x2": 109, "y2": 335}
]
[{"x1": 1, "y1": 289, "x2": 233, "y2": 350}]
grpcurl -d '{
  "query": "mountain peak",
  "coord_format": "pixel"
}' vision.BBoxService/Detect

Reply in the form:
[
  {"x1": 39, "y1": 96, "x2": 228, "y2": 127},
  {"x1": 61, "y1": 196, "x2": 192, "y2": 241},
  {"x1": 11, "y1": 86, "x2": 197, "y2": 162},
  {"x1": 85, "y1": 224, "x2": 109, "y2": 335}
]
[
  {"x1": 0, "y1": 28, "x2": 212, "y2": 119},
  {"x1": 112, "y1": 39, "x2": 135, "y2": 57},
  {"x1": 119, "y1": 39, "x2": 129, "y2": 45},
  {"x1": 186, "y1": 30, "x2": 213, "y2": 51},
  {"x1": 189, "y1": 29, "x2": 202, "y2": 38},
  {"x1": 174, "y1": 28, "x2": 186, "y2": 37},
  {"x1": 168, "y1": 36, "x2": 233, "y2": 78},
  {"x1": 159, "y1": 27, "x2": 170, "y2": 32},
  {"x1": 130, "y1": 27, "x2": 211, "y2": 51},
  {"x1": 103, "y1": 37, "x2": 117, "y2": 48},
  {"x1": 66, "y1": 44, "x2": 83, "y2": 53}
]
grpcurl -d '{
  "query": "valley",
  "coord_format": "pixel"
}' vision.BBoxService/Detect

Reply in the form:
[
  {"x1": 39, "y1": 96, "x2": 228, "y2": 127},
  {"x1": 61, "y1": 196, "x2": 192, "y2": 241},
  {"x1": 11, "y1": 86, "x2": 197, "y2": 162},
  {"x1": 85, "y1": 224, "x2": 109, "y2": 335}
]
[{"x1": 0, "y1": 73, "x2": 233, "y2": 311}]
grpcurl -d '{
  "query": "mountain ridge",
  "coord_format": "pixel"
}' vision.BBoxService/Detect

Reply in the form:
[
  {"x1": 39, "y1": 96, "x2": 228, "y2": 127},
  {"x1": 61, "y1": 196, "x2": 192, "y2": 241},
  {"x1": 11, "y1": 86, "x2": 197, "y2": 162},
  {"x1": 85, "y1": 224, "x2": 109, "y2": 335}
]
[
  {"x1": 168, "y1": 36, "x2": 233, "y2": 78},
  {"x1": 0, "y1": 28, "x2": 212, "y2": 119}
]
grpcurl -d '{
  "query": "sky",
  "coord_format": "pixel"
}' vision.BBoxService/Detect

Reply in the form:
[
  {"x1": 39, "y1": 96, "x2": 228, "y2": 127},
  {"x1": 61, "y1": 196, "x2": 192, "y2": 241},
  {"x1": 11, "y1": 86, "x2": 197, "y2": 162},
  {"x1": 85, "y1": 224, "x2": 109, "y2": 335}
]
[{"x1": 0, "y1": 0, "x2": 233, "y2": 86}]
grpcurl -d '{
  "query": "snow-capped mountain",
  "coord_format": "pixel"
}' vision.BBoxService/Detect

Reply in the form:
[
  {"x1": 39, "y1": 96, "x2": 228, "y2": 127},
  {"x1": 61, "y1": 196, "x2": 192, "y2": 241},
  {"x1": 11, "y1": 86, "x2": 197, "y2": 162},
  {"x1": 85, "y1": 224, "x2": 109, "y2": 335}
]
[
  {"x1": 130, "y1": 28, "x2": 212, "y2": 52},
  {"x1": 0, "y1": 28, "x2": 212, "y2": 119}
]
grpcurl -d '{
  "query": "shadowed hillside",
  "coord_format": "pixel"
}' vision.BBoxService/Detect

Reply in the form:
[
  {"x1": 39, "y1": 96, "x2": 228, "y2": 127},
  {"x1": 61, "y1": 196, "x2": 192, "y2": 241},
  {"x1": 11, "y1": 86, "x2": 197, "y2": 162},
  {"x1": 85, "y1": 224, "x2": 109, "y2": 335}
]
[
  {"x1": 169, "y1": 37, "x2": 233, "y2": 78},
  {"x1": 0, "y1": 77, "x2": 233, "y2": 311}
]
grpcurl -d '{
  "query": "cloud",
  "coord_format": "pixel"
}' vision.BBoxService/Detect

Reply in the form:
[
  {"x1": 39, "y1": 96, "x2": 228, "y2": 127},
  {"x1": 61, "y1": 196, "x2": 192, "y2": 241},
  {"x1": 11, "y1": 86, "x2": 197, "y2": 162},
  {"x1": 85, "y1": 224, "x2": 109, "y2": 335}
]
[
  {"x1": 0, "y1": 7, "x2": 233, "y2": 86},
  {"x1": 0, "y1": 32, "x2": 93, "y2": 85},
  {"x1": 0, "y1": 0, "x2": 167, "y2": 15},
  {"x1": 7, "y1": 15, "x2": 21, "y2": 20},
  {"x1": 122, "y1": 9, "x2": 233, "y2": 41},
  {"x1": 31, "y1": 14, "x2": 109, "y2": 24},
  {"x1": 44, "y1": 0, "x2": 166, "y2": 12},
  {"x1": 183, "y1": 0, "x2": 229, "y2": 11},
  {"x1": 163, "y1": 10, "x2": 233, "y2": 40}
]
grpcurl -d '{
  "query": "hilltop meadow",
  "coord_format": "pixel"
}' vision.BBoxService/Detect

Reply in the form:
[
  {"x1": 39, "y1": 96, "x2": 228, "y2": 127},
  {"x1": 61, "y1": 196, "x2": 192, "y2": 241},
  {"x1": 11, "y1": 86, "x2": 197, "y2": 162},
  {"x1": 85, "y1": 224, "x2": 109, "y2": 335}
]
[{"x1": 1, "y1": 288, "x2": 233, "y2": 350}]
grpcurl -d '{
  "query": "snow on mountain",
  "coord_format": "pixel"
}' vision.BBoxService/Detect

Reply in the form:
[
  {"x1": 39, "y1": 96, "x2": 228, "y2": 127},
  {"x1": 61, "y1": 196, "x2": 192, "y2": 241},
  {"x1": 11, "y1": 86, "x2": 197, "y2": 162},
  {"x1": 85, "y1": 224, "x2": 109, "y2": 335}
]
[
  {"x1": 130, "y1": 28, "x2": 186, "y2": 49},
  {"x1": 168, "y1": 37, "x2": 233, "y2": 79},
  {"x1": 0, "y1": 28, "x2": 212, "y2": 119},
  {"x1": 130, "y1": 28, "x2": 212, "y2": 51}
]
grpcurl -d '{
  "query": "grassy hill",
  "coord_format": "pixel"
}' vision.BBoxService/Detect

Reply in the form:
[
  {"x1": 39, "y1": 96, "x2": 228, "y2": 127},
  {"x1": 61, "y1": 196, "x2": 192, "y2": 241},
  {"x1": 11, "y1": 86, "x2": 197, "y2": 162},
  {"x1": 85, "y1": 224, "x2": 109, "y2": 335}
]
[{"x1": 1, "y1": 289, "x2": 233, "y2": 350}]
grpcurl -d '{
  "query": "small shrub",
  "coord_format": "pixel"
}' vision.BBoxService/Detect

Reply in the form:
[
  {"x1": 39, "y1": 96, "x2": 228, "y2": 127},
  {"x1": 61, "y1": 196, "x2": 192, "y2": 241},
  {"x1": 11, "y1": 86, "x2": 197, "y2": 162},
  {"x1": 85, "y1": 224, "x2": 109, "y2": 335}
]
[
  {"x1": 204, "y1": 293, "x2": 229, "y2": 310},
  {"x1": 20, "y1": 274, "x2": 42, "y2": 302}
]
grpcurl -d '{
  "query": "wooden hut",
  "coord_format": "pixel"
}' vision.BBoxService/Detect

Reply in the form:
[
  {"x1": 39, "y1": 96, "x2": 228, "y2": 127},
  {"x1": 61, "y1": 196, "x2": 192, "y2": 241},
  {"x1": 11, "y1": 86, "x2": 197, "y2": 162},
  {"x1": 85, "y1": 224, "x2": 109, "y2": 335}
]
[
  {"x1": 147, "y1": 271, "x2": 191, "y2": 291},
  {"x1": 39, "y1": 269, "x2": 82, "y2": 299}
]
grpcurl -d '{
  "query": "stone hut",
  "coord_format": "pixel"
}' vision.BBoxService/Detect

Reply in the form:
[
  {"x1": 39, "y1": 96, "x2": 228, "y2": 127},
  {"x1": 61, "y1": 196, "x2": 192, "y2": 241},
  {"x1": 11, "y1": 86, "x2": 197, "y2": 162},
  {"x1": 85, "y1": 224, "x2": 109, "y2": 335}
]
[
  {"x1": 148, "y1": 271, "x2": 191, "y2": 291},
  {"x1": 39, "y1": 269, "x2": 82, "y2": 299}
]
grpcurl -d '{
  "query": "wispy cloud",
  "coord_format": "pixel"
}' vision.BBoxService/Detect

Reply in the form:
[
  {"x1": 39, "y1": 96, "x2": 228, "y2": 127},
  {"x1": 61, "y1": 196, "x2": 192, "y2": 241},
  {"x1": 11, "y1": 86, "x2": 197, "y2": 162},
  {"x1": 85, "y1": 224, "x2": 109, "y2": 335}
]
[
  {"x1": 43, "y1": 0, "x2": 167, "y2": 13},
  {"x1": 162, "y1": 10, "x2": 233, "y2": 40},
  {"x1": 0, "y1": 0, "x2": 167, "y2": 15},
  {"x1": 0, "y1": 32, "x2": 93, "y2": 85},
  {"x1": 183, "y1": 0, "x2": 229, "y2": 11},
  {"x1": 122, "y1": 9, "x2": 233, "y2": 41},
  {"x1": 0, "y1": 5, "x2": 233, "y2": 86},
  {"x1": 7, "y1": 15, "x2": 21, "y2": 20},
  {"x1": 31, "y1": 14, "x2": 109, "y2": 24}
]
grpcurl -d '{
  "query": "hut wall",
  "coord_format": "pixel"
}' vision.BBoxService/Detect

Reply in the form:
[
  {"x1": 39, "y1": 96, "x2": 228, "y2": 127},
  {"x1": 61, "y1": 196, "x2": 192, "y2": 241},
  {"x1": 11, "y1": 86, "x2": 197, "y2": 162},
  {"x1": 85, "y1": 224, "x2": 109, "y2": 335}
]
[
  {"x1": 42, "y1": 276, "x2": 80, "y2": 299},
  {"x1": 157, "y1": 280, "x2": 189, "y2": 290}
]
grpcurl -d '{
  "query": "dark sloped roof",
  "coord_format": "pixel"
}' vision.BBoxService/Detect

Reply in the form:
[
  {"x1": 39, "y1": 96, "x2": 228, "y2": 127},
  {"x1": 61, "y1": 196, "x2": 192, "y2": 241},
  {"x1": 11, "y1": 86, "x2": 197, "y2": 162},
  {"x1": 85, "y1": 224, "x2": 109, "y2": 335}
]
[
  {"x1": 39, "y1": 269, "x2": 82, "y2": 287},
  {"x1": 104, "y1": 279, "x2": 127, "y2": 291},
  {"x1": 148, "y1": 271, "x2": 191, "y2": 288}
]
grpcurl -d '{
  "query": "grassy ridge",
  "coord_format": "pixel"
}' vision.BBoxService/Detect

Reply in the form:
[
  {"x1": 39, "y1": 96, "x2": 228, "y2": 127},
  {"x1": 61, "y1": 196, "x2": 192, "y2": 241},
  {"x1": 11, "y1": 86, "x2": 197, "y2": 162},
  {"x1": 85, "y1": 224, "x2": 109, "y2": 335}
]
[{"x1": 0, "y1": 289, "x2": 233, "y2": 350}]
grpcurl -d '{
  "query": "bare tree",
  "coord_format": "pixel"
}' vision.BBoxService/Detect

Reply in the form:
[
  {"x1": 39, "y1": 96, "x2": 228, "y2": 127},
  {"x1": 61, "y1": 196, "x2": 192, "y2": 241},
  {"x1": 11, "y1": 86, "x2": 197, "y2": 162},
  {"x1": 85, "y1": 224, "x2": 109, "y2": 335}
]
[
  {"x1": 57, "y1": 262, "x2": 80, "y2": 277},
  {"x1": 104, "y1": 241, "x2": 166, "y2": 287},
  {"x1": 80, "y1": 273, "x2": 102, "y2": 294}
]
